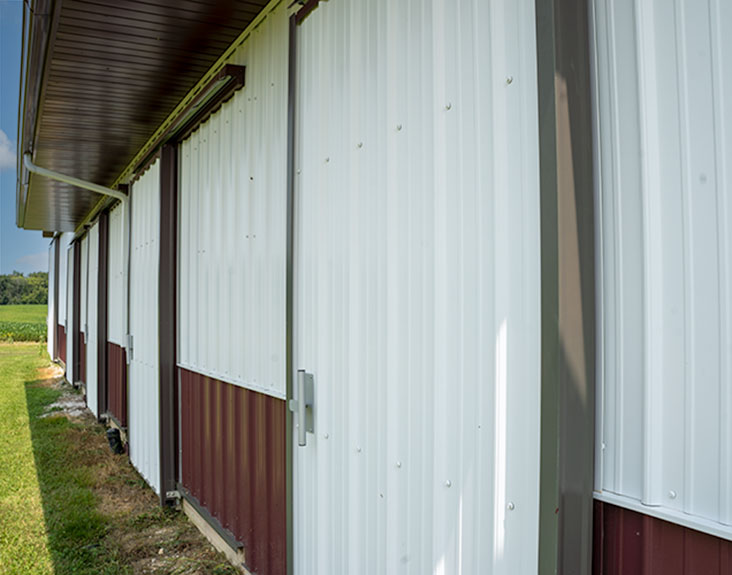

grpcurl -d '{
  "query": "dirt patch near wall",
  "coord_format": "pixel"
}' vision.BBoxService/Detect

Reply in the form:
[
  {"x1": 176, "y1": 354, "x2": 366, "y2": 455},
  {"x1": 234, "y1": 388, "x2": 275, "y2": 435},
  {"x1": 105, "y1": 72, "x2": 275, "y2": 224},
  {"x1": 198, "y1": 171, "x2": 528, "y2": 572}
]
[{"x1": 33, "y1": 368, "x2": 241, "y2": 575}]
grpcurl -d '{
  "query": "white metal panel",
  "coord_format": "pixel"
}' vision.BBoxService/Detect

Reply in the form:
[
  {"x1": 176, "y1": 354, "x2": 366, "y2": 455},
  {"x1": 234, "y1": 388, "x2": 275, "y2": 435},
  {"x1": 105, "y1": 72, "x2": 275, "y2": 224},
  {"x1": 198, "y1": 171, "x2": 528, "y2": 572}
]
[
  {"x1": 593, "y1": 0, "x2": 732, "y2": 536},
  {"x1": 129, "y1": 160, "x2": 161, "y2": 494},
  {"x1": 177, "y1": 2, "x2": 288, "y2": 399},
  {"x1": 128, "y1": 160, "x2": 160, "y2": 493},
  {"x1": 86, "y1": 224, "x2": 100, "y2": 417},
  {"x1": 293, "y1": 0, "x2": 541, "y2": 573},
  {"x1": 80, "y1": 234, "x2": 88, "y2": 344},
  {"x1": 58, "y1": 233, "x2": 70, "y2": 331},
  {"x1": 66, "y1": 243, "x2": 75, "y2": 384},
  {"x1": 107, "y1": 202, "x2": 127, "y2": 346},
  {"x1": 47, "y1": 240, "x2": 55, "y2": 358}
]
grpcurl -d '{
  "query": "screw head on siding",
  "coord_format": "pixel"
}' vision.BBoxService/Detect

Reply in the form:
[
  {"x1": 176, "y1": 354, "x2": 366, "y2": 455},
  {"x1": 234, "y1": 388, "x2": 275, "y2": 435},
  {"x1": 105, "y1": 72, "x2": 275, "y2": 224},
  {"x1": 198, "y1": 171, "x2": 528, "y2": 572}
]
[
  {"x1": 356, "y1": 446, "x2": 362, "y2": 453},
  {"x1": 325, "y1": 157, "x2": 330, "y2": 163},
  {"x1": 396, "y1": 124, "x2": 403, "y2": 132},
  {"x1": 357, "y1": 142, "x2": 363, "y2": 149},
  {"x1": 396, "y1": 460, "x2": 402, "y2": 468},
  {"x1": 323, "y1": 433, "x2": 329, "y2": 439},
  {"x1": 669, "y1": 490, "x2": 677, "y2": 499},
  {"x1": 506, "y1": 76, "x2": 514, "y2": 85},
  {"x1": 507, "y1": 502, "x2": 515, "y2": 511},
  {"x1": 445, "y1": 480, "x2": 452, "y2": 488},
  {"x1": 445, "y1": 102, "x2": 452, "y2": 111}
]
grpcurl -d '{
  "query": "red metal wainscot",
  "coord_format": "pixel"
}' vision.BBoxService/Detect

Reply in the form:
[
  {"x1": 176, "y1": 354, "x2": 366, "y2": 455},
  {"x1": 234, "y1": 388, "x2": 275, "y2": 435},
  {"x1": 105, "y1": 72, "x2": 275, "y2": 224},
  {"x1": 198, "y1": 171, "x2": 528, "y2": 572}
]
[
  {"x1": 57, "y1": 324, "x2": 66, "y2": 363},
  {"x1": 106, "y1": 342, "x2": 127, "y2": 426},
  {"x1": 594, "y1": 500, "x2": 732, "y2": 574},
  {"x1": 179, "y1": 368, "x2": 286, "y2": 575}
]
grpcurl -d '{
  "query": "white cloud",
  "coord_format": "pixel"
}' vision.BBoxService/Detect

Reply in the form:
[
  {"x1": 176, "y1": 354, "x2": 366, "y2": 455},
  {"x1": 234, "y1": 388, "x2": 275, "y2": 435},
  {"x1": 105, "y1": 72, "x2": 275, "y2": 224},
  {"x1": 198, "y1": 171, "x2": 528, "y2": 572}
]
[
  {"x1": 13, "y1": 251, "x2": 49, "y2": 274},
  {"x1": 0, "y1": 129, "x2": 16, "y2": 171}
]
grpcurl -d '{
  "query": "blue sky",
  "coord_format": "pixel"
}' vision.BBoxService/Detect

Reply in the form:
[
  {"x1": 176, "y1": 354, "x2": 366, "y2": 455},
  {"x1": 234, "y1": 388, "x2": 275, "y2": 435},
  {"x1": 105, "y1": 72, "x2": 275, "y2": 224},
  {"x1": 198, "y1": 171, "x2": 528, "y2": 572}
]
[{"x1": 0, "y1": 0, "x2": 49, "y2": 274}]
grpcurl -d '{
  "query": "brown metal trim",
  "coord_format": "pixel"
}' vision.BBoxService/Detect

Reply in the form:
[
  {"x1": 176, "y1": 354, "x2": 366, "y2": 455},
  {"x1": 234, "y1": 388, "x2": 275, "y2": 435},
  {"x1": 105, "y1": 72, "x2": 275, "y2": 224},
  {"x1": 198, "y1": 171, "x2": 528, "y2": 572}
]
[
  {"x1": 159, "y1": 143, "x2": 178, "y2": 505},
  {"x1": 285, "y1": 12, "x2": 297, "y2": 575},
  {"x1": 97, "y1": 211, "x2": 109, "y2": 418},
  {"x1": 535, "y1": 0, "x2": 596, "y2": 572},
  {"x1": 134, "y1": 64, "x2": 245, "y2": 172},
  {"x1": 294, "y1": 0, "x2": 322, "y2": 25},
  {"x1": 72, "y1": 239, "x2": 82, "y2": 383},
  {"x1": 53, "y1": 237, "x2": 60, "y2": 360}
]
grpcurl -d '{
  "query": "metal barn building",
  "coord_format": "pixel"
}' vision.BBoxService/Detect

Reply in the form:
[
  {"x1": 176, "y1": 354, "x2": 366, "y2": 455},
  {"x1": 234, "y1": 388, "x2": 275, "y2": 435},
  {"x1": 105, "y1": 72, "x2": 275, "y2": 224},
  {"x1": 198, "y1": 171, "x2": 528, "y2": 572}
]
[{"x1": 18, "y1": 0, "x2": 731, "y2": 573}]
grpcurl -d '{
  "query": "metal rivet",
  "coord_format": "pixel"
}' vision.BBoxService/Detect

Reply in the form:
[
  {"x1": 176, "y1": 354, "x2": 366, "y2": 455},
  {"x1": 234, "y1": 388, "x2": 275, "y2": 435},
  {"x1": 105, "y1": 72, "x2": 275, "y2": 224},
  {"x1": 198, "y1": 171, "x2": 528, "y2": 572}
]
[
  {"x1": 396, "y1": 124, "x2": 402, "y2": 131},
  {"x1": 323, "y1": 433, "x2": 329, "y2": 439},
  {"x1": 325, "y1": 157, "x2": 330, "y2": 163},
  {"x1": 507, "y1": 502, "x2": 515, "y2": 511},
  {"x1": 356, "y1": 446, "x2": 362, "y2": 453},
  {"x1": 396, "y1": 461, "x2": 402, "y2": 468},
  {"x1": 506, "y1": 76, "x2": 514, "y2": 85},
  {"x1": 669, "y1": 490, "x2": 677, "y2": 499},
  {"x1": 445, "y1": 480, "x2": 452, "y2": 488},
  {"x1": 357, "y1": 142, "x2": 363, "y2": 148},
  {"x1": 380, "y1": 493, "x2": 384, "y2": 499},
  {"x1": 445, "y1": 103, "x2": 452, "y2": 110}
]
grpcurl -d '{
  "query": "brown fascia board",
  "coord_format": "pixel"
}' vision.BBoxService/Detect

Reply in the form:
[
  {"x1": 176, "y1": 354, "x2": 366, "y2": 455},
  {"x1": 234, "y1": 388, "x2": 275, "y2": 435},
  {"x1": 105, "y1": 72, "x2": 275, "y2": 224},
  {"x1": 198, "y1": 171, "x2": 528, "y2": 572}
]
[{"x1": 17, "y1": 0, "x2": 55, "y2": 229}]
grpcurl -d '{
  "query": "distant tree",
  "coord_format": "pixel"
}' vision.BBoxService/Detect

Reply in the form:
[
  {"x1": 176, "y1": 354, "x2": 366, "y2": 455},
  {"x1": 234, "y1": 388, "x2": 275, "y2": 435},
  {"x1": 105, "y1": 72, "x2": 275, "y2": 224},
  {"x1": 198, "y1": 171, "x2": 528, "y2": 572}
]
[{"x1": 0, "y1": 272, "x2": 48, "y2": 305}]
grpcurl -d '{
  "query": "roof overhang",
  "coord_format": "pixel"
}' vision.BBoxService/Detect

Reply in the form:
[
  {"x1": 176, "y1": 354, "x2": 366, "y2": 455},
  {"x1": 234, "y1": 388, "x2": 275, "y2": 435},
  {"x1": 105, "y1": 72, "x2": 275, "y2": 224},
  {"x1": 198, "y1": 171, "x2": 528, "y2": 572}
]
[{"x1": 17, "y1": 0, "x2": 270, "y2": 233}]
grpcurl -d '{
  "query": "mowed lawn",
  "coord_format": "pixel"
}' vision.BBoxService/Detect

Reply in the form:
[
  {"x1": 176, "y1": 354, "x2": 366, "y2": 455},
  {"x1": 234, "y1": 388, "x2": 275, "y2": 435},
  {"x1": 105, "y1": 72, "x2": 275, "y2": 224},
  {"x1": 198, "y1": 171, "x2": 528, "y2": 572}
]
[
  {"x1": 0, "y1": 305, "x2": 47, "y2": 342},
  {"x1": 0, "y1": 343, "x2": 54, "y2": 574}
]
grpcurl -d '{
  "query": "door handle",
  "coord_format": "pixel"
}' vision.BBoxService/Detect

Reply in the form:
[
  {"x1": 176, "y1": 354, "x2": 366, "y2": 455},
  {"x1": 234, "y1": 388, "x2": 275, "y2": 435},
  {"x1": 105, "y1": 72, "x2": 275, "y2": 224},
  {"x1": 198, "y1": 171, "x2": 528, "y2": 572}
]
[{"x1": 289, "y1": 370, "x2": 314, "y2": 446}]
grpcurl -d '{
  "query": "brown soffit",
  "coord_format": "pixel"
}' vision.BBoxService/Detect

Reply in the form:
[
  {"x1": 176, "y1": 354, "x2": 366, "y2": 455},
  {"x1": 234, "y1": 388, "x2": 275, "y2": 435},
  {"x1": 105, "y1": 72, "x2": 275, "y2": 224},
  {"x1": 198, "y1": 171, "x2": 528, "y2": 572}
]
[{"x1": 18, "y1": 0, "x2": 270, "y2": 233}]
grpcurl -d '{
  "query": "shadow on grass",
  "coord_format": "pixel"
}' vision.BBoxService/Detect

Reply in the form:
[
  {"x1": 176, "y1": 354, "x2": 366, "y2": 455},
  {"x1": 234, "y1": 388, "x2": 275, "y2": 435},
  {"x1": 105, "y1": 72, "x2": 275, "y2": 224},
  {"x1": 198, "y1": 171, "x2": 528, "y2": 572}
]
[{"x1": 24, "y1": 378, "x2": 131, "y2": 575}]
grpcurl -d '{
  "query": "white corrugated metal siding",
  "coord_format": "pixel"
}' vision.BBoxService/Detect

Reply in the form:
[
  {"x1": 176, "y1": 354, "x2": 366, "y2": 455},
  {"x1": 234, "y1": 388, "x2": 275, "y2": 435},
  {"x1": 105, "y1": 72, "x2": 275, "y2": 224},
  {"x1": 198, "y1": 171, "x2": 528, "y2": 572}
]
[
  {"x1": 80, "y1": 234, "x2": 88, "y2": 363},
  {"x1": 107, "y1": 202, "x2": 127, "y2": 346},
  {"x1": 66, "y1": 243, "x2": 75, "y2": 383},
  {"x1": 86, "y1": 224, "x2": 100, "y2": 417},
  {"x1": 177, "y1": 1, "x2": 288, "y2": 399},
  {"x1": 47, "y1": 240, "x2": 55, "y2": 358},
  {"x1": 293, "y1": 0, "x2": 541, "y2": 573},
  {"x1": 129, "y1": 160, "x2": 161, "y2": 494},
  {"x1": 58, "y1": 233, "x2": 70, "y2": 339},
  {"x1": 593, "y1": 0, "x2": 732, "y2": 538}
]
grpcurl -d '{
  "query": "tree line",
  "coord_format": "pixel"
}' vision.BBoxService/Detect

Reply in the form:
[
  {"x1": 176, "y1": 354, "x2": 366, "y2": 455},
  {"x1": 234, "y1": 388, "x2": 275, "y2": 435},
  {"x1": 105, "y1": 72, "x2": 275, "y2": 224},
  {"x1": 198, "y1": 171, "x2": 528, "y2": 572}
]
[{"x1": 0, "y1": 272, "x2": 48, "y2": 305}]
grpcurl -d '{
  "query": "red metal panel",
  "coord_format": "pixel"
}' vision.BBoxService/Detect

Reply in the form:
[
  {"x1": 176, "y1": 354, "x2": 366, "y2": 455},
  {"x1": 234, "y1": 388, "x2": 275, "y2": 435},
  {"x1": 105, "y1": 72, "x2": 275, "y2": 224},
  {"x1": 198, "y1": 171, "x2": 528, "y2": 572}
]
[
  {"x1": 594, "y1": 501, "x2": 732, "y2": 575},
  {"x1": 57, "y1": 324, "x2": 66, "y2": 363},
  {"x1": 106, "y1": 342, "x2": 127, "y2": 426},
  {"x1": 179, "y1": 368, "x2": 286, "y2": 575}
]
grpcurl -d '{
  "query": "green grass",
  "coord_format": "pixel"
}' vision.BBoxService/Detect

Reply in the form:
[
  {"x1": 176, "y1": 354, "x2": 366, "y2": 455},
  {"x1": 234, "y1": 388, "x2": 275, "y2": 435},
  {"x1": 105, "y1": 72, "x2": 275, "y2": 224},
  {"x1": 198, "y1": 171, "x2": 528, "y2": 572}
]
[
  {"x1": 0, "y1": 305, "x2": 47, "y2": 342},
  {"x1": 0, "y1": 344, "x2": 54, "y2": 574},
  {"x1": 0, "y1": 343, "x2": 118, "y2": 575}
]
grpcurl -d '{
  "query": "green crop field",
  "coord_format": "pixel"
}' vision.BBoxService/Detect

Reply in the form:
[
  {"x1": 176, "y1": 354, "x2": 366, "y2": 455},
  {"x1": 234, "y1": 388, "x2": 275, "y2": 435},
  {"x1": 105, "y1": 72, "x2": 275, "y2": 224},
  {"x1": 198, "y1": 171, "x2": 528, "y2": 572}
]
[{"x1": 0, "y1": 305, "x2": 47, "y2": 342}]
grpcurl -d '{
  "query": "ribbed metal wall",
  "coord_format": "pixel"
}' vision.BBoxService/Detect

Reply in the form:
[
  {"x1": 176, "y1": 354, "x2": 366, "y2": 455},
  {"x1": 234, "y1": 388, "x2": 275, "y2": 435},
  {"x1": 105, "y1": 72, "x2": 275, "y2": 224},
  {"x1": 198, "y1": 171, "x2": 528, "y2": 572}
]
[
  {"x1": 86, "y1": 224, "x2": 100, "y2": 418},
  {"x1": 107, "y1": 202, "x2": 126, "y2": 347},
  {"x1": 80, "y1": 235, "x2": 88, "y2": 384},
  {"x1": 593, "y1": 0, "x2": 732, "y2": 539},
  {"x1": 58, "y1": 233, "x2": 69, "y2": 330},
  {"x1": 129, "y1": 160, "x2": 161, "y2": 494},
  {"x1": 293, "y1": 1, "x2": 541, "y2": 573},
  {"x1": 47, "y1": 240, "x2": 55, "y2": 359},
  {"x1": 594, "y1": 501, "x2": 732, "y2": 575},
  {"x1": 179, "y1": 368, "x2": 286, "y2": 575},
  {"x1": 177, "y1": 0, "x2": 288, "y2": 400},
  {"x1": 66, "y1": 243, "x2": 75, "y2": 384}
]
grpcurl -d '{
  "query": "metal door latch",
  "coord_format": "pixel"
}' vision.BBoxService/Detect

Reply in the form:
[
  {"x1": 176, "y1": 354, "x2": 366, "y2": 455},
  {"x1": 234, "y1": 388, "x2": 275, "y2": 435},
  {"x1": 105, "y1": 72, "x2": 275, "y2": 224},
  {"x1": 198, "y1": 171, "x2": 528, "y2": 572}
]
[{"x1": 289, "y1": 370, "x2": 314, "y2": 446}]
